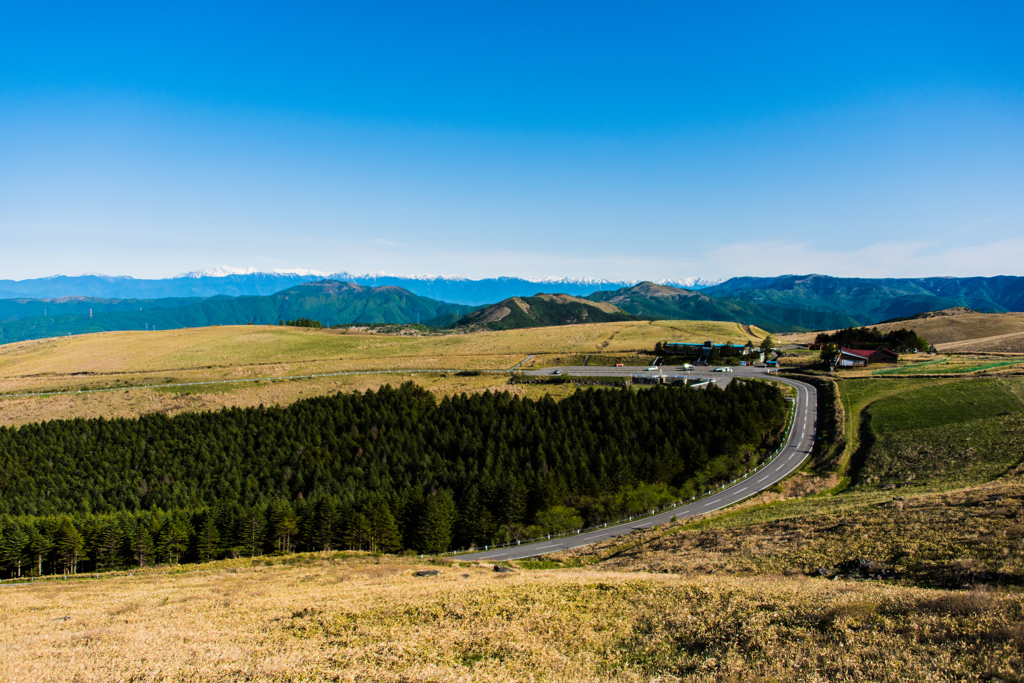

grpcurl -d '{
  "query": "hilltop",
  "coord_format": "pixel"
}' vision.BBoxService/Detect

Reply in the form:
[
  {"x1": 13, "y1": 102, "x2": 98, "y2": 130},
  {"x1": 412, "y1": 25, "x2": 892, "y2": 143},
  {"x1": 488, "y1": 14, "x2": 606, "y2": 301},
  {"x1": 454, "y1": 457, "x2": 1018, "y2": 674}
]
[
  {"x1": 588, "y1": 281, "x2": 858, "y2": 332},
  {"x1": 780, "y1": 307, "x2": 1024, "y2": 352},
  {"x1": 874, "y1": 309, "x2": 1024, "y2": 351},
  {"x1": 454, "y1": 293, "x2": 638, "y2": 329}
]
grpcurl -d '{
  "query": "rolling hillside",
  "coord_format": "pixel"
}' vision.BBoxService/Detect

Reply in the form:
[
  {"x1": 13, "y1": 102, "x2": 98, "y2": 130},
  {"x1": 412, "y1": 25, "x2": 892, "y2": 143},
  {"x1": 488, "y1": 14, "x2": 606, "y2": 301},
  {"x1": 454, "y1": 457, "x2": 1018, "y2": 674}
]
[
  {"x1": 587, "y1": 282, "x2": 858, "y2": 332},
  {"x1": 454, "y1": 293, "x2": 639, "y2": 329},
  {"x1": 780, "y1": 308, "x2": 1024, "y2": 352},
  {"x1": 703, "y1": 274, "x2": 1024, "y2": 324},
  {"x1": 0, "y1": 295, "x2": 208, "y2": 322},
  {"x1": 0, "y1": 281, "x2": 473, "y2": 344}
]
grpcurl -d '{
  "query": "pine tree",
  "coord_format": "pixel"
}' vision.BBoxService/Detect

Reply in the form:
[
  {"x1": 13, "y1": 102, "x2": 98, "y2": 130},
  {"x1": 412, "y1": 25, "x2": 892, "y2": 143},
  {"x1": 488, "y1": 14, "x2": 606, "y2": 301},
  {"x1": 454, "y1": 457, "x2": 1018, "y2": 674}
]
[
  {"x1": 455, "y1": 486, "x2": 494, "y2": 549},
  {"x1": 241, "y1": 505, "x2": 266, "y2": 558},
  {"x1": 270, "y1": 501, "x2": 298, "y2": 553},
  {"x1": 0, "y1": 519, "x2": 28, "y2": 578},
  {"x1": 53, "y1": 518, "x2": 85, "y2": 574},
  {"x1": 131, "y1": 526, "x2": 153, "y2": 568},
  {"x1": 159, "y1": 515, "x2": 191, "y2": 564},
  {"x1": 345, "y1": 512, "x2": 371, "y2": 551},
  {"x1": 196, "y1": 511, "x2": 221, "y2": 562},
  {"x1": 416, "y1": 490, "x2": 457, "y2": 554},
  {"x1": 499, "y1": 477, "x2": 528, "y2": 539},
  {"x1": 368, "y1": 500, "x2": 402, "y2": 553},
  {"x1": 28, "y1": 524, "x2": 52, "y2": 576}
]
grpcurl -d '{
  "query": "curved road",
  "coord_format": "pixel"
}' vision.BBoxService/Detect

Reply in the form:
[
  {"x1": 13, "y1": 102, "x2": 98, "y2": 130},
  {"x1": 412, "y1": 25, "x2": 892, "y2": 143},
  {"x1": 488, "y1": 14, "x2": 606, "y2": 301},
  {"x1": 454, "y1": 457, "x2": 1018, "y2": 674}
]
[{"x1": 463, "y1": 365, "x2": 817, "y2": 561}]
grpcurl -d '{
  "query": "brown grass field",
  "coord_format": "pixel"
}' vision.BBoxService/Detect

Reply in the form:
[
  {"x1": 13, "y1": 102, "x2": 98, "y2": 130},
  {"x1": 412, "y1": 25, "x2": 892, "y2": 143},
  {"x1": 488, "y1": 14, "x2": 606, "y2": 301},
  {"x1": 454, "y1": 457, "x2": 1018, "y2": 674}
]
[
  {"x1": 4, "y1": 321, "x2": 1024, "y2": 681},
  {"x1": 0, "y1": 321, "x2": 764, "y2": 427},
  {"x1": 3, "y1": 548, "x2": 1022, "y2": 682},
  {"x1": 779, "y1": 309, "x2": 1024, "y2": 347}
]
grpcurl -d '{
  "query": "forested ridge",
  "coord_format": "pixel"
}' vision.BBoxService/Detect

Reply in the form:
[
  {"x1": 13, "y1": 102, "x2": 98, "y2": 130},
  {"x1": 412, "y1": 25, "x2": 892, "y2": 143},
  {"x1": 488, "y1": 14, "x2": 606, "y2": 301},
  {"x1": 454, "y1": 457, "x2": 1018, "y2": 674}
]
[{"x1": 0, "y1": 381, "x2": 786, "y2": 576}]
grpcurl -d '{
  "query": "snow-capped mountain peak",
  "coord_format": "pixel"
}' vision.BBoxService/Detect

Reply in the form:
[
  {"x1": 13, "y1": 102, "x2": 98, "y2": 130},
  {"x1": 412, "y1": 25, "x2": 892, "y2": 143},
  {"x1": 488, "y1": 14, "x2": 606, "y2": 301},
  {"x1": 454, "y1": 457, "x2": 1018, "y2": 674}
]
[
  {"x1": 179, "y1": 266, "x2": 260, "y2": 278},
  {"x1": 179, "y1": 266, "x2": 331, "y2": 278},
  {"x1": 652, "y1": 277, "x2": 723, "y2": 289}
]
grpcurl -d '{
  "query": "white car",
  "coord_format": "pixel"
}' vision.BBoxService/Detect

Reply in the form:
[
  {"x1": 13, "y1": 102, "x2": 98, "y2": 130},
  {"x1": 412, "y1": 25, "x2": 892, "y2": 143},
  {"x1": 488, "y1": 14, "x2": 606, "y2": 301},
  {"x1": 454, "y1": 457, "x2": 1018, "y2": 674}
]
[
  {"x1": 681, "y1": 363, "x2": 694, "y2": 370},
  {"x1": 553, "y1": 370, "x2": 561, "y2": 375},
  {"x1": 647, "y1": 366, "x2": 658, "y2": 371},
  {"x1": 713, "y1": 367, "x2": 733, "y2": 373}
]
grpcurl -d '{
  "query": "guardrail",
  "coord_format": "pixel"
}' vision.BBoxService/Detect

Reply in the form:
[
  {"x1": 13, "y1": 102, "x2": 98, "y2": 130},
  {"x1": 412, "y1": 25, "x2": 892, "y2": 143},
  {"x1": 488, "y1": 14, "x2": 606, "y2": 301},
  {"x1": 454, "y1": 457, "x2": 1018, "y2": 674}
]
[
  {"x1": 1, "y1": 364, "x2": 805, "y2": 562},
  {"x1": 435, "y1": 392, "x2": 799, "y2": 559}
]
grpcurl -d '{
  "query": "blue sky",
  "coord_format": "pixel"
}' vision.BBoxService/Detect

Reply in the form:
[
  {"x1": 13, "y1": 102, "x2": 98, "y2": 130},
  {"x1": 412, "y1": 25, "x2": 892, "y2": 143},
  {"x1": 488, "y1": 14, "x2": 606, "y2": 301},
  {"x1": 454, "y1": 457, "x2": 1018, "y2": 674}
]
[{"x1": 2, "y1": 2, "x2": 1022, "y2": 282}]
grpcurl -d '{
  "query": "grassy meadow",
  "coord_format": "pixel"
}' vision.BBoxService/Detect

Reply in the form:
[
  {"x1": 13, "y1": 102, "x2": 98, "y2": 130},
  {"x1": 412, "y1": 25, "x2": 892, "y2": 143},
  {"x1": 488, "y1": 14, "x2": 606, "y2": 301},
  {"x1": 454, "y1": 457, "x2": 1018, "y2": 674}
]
[
  {"x1": 3, "y1": 320, "x2": 1024, "y2": 681},
  {"x1": 0, "y1": 320, "x2": 763, "y2": 427},
  {"x1": 833, "y1": 376, "x2": 1024, "y2": 491},
  {"x1": 777, "y1": 310, "x2": 1024, "y2": 347},
  {"x1": 3, "y1": 551, "x2": 1022, "y2": 683}
]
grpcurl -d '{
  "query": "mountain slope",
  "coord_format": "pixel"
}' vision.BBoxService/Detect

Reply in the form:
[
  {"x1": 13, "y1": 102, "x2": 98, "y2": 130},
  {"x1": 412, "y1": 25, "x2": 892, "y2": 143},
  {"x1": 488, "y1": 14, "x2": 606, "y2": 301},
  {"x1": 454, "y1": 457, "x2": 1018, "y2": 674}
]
[
  {"x1": 0, "y1": 295, "x2": 208, "y2": 322},
  {"x1": 0, "y1": 282, "x2": 474, "y2": 344},
  {"x1": 0, "y1": 271, "x2": 717, "y2": 305},
  {"x1": 454, "y1": 293, "x2": 638, "y2": 330},
  {"x1": 587, "y1": 282, "x2": 859, "y2": 332},
  {"x1": 703, "y1": 274, "x2": 1024, "y2": 324}
]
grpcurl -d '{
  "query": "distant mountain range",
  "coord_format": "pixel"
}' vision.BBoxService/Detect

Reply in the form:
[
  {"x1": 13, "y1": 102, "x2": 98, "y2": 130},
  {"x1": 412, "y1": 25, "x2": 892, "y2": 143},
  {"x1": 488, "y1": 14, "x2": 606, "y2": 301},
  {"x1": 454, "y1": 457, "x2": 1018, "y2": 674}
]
[
  {"x1": 0, "y1": 282, "x2": 472, "y2": 345},
  {"x1": 0, "y1": 295, "x2": 207, "y2": 323},
  {"x1": 2, "y1": 271, "x2": 1024, "y2": 346},
  {"x1": 587, "y1": 282, "x2": 859, "y2": 331},
  {"x1": 0, "y1": 270, "x2": 719, "y2": 306},
  {"x1": 702, "y1": 274, "x2": 1024, "y2": 325}
]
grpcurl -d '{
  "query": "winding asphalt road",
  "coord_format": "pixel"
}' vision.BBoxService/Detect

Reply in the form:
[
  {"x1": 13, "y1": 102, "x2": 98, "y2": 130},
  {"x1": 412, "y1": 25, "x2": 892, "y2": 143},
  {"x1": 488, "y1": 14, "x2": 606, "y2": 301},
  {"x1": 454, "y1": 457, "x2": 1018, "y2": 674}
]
[{"x1": 462, "y1": 365, "x2": 817, "y2": 561}]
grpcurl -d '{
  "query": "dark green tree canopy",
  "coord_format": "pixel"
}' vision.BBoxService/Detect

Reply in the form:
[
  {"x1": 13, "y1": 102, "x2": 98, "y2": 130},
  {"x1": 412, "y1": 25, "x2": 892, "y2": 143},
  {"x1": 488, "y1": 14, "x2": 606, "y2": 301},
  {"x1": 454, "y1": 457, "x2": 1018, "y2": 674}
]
[{"x1": 0, "y1": 380, "x2": 787, "y2": 576}]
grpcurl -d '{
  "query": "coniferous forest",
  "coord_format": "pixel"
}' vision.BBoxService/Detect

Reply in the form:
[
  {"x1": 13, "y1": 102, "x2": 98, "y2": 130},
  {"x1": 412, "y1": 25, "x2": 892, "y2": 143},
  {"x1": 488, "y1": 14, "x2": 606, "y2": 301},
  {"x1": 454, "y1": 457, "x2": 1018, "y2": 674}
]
[{"x1": 0, "y1": 381, "x2": 786, "y2": 577}]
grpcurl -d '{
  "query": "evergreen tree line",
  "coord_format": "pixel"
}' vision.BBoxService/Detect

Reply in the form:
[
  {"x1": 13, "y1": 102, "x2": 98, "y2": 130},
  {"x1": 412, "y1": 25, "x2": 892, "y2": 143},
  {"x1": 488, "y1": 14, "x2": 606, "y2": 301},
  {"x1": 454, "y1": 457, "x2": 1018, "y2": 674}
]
[
  {"x1": 815, "y1": 326, "x2": 929, "y2": 352},
  {"x1": 0, "y1": 381, "x2": 786, "y2": 576},
  {"x1": 279, "y1": 318, "x2": 324, "y2": 328}
]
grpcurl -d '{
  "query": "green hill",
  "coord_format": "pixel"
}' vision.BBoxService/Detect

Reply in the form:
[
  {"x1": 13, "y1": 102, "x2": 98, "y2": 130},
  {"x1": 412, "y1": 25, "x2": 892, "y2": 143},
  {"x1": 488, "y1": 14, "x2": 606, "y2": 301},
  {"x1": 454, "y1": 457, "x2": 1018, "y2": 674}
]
[
  {"x1": 454, "y1": 293, "x2": 639, "y2": 330},
  {"x1": 0, "y1": 281, "x2": 473, "y2": 344},
  {"x1": 0, "y1": 295, "x2": 207, "y2": 322},
  {"x1": 703, "y1": 274, "x2": 1024, "y2": 324},
  {"x1": 587, "y1": 282, "x2": 858, "y2": 332}
]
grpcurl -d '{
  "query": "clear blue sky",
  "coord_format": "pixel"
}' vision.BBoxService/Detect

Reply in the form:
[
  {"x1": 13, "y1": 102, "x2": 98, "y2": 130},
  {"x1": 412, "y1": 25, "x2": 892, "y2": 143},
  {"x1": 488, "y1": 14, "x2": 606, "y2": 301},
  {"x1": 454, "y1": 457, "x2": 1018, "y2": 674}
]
[{"x1": 2, "y1": 2, "x2": 1022, "y2": 282}]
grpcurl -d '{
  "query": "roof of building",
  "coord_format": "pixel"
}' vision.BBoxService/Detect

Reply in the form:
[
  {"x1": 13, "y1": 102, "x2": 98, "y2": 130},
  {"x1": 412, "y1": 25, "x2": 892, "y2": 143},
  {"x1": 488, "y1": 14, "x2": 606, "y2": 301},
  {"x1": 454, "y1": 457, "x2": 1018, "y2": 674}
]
[{"x1": 840, "y1": 347, "x2": 899, "y2": 358}]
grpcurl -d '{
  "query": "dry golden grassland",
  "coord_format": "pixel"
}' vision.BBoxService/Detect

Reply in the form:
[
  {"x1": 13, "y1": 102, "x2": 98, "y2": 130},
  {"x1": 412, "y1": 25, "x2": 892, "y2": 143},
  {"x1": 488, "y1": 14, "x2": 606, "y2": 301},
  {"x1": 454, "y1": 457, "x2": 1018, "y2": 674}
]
[
  {"x1": 4, "y1": 325, "x2": 1024, "y2": 680},
  {"x1": 0, "y1": 320, "x2": 763, "y2": 427},
  {"x1": 778, "y1": 310, "x2": 1024, "y2": 348},
  {"x1": 3, "y1": 552, "x2": 1022, "y2": 682},
  {"x1": 560, "y1": 475, "x2": 1023, "y2": 588},
  {"x1": 941, "y1": 332, "x2": 1024, "y2": 354},
  {"x1": 892, "y1": 312, "x2": 1024, "y2": 346}
]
